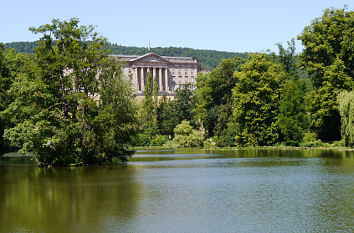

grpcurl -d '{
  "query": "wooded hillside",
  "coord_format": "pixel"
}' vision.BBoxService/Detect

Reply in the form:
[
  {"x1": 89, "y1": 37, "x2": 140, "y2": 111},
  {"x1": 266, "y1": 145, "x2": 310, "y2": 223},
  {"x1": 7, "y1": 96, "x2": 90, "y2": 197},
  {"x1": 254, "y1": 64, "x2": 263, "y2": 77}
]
[{"x1": 4, "y1": 41, "x2": 248, "y2": 68}]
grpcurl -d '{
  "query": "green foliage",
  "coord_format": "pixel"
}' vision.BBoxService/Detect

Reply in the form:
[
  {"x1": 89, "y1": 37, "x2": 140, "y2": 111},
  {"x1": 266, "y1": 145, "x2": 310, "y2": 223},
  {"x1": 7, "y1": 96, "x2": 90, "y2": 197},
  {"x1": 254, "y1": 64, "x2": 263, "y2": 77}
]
[
  {"x1": 172, "y1": 120, "x2": 203, "y2": 147},
  {"x1": 298, "y1": 7, "x2": 354, "y2": 141},
  {"x1": 299, "y1": 131, "x2": 327, "y2": 147},
  {"x1": 337, "y1": 90, "x2": 354, "y2": 147},
  {"x1": 142, "y1": 71, "x2": 159, "y2": 137},
  {"x1": 4, "y1": 41, "x2": 38, "y2": 54},
  {"x1": 131, "y1": 133, "x2": 168, "y2": 147},
  {"x1": 150, "y1": 135, "x2": 169, "y2": 146},
  {"x1": 276, "y1": 39, "x2": 297, "y2": 74},
  {"x1": 305, "y1": 58, "x2": 352, "y2": 140},
  {"x1": 203, "y1": 138, "x2": 216, "y2": 149},
  {"x1": 131, "y1": 133, "x2": 150, "y2": 147},
  {"x1": 5, "y1": 41, "x2": 249, "y2": 69},
  {"x1": 214, "y1": 121, "x2": 239, "y2": 147},
  {"x1": 277, "y1": 78, "x2": 310, "y2": 146},
  {"x1": 333, "y1": 139, "x2": 346, "y2": 147},
  {"x1": 298, "y1": 7, "x2": 353, "y2": 87},
  {"x1": 0, "y1": 44, "x2": 29, "y2": 154},
  {"x1": 2, "y1": 19, "x2": 137, "y2": 166},
  {"x1": 194, "y1": 57, "x2": 245, "y2": 138},
  {"x1": 158, "y1": 86, "x2": 196, "y2": 136},
  {"x1": 232, "y1": 53, "x2": 286, "y2": 146}
]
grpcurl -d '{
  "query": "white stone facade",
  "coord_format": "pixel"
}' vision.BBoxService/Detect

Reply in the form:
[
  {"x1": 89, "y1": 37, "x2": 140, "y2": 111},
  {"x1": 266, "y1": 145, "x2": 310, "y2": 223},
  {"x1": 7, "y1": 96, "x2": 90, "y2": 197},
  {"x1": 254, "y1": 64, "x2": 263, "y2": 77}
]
[{"x1": 112, "y1": 53, "x2": 200, "y2": 96}]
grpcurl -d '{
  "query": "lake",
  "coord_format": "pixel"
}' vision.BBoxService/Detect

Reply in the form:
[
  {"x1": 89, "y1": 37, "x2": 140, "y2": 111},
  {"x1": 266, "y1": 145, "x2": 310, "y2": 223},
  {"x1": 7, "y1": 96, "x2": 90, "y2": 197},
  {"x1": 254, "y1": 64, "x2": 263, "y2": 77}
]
[{"x1": 0, "y1": 148, "x2": 353, "y2": 232}]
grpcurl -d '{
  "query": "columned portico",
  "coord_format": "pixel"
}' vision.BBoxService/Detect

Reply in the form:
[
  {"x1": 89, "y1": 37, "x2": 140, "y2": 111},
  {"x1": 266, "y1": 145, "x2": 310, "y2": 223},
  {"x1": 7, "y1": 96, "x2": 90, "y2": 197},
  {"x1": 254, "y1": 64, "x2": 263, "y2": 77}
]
[
  {"x1": 115, "y1": 52, "x2": 200, "y2": 96},
  {"x1": 132, "y1": 66, "x2": 169, "y2": 93}
]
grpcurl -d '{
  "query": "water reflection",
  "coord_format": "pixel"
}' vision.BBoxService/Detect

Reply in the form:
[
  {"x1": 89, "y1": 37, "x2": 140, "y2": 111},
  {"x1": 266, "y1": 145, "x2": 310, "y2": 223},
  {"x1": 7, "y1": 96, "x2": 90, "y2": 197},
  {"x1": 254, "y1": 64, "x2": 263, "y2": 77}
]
[
  {"x1": 0, "y1": 164, "x2": 141, "y2": 233},
  {"x1": 0, "y1": 149, "x2": 353, "y2": 232}
]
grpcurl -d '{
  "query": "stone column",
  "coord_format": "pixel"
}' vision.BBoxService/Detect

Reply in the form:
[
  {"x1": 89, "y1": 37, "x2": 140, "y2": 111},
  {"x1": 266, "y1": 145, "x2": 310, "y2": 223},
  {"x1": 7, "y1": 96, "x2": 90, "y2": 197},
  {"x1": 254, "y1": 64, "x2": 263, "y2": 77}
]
[
  {"x1": 153, "y1": 68, "x2": 157, "y2": 91},
  {"x1": 159, "y1": 68, "x2": 163, "y2": 91},
  {"x1": 141, "y1": 67, "x2": 145, "y2": 92},
  {"x1": 164, "y1": 68, "x2": 168, "y2": 91},
  {"x1": 133, "y1": 67, "x2": 138, "y2": 91}
]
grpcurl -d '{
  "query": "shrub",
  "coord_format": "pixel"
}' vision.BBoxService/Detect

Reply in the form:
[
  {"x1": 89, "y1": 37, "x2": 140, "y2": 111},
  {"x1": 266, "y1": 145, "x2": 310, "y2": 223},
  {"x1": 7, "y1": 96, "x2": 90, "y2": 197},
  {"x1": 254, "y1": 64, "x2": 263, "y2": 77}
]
[
  {"x1": 333, "y1": 139, "x2": 345, "y2": 147},
  {"x1": 299, "y1": 131, "x2": 327, "y2": 147},
  {"x1": 150, "y1": 135, "x2": 169, "y2": 146},
  {"x1": 131, "y1": 134, "x2": 150, "y2": 147},
  {"x1": 172, "y1": 120, "x2": 204, "y2": 147}
]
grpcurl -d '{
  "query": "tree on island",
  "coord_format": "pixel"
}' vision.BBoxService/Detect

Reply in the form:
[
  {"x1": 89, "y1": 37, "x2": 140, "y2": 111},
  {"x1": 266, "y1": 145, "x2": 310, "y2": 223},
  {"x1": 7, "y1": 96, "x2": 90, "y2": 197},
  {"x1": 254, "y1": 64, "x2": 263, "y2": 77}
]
[{"x1": 2, "y1": 18, "x2": 137, "y2": 166}]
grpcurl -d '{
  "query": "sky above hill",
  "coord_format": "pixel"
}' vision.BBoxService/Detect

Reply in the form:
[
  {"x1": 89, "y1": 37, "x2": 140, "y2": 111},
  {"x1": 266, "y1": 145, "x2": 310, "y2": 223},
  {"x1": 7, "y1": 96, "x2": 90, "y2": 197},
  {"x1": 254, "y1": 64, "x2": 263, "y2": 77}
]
[{"x1": 0, "y1": 0, "x2": 352, "y2": 53}]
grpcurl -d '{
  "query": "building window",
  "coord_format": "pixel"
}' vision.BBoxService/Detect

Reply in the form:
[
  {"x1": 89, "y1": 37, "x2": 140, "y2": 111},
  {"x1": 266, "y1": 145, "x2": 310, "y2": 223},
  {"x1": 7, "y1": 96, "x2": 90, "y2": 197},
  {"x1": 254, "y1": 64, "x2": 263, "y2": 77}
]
[
  {"x1": 128, "y1": 69, "x2": 131, "y2": 74},
  {"x1": 178, "y1": 76, "x2": 182, "y2": 83},
  {"x1": 185, "y1": 71, "x2": 187, "y2": 75},
  {"x1": 178, "y1": 70, "x2": 181, "y2": 75},
  {"x1": 191, "y1": 76, "x2": 194, "y2": 83},
  {"x1": 172, "y1": 70, "x2": 175, "y2": 75},
  {"x1": 191, "y1": 85, "x2": 194, "y2": 90},
  {"x1": 191, "y1": 71, "x2": 194, "y2": 75},
  {"x1": 172, "y1": 76, "x2": 176, "y2": 82},
  {"x1": 185, "y1": 76, "x2": 188, "y2": 82}
]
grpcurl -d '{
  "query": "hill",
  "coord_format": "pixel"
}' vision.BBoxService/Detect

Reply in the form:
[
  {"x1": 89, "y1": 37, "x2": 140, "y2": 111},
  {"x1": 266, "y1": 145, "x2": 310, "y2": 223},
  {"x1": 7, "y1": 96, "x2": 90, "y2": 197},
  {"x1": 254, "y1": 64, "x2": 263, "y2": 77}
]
[{"x1": 4, "y1": 41, "x2": 248, "y2": 68}]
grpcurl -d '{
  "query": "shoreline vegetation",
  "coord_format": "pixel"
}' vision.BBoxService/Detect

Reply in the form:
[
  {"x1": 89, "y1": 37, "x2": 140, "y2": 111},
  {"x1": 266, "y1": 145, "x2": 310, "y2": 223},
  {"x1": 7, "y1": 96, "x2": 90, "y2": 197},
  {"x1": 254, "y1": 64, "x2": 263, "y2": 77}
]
[
  {"x1": 2, "y1": 146, "x2": 354, "y2": 160},
  {"x1": 132, "y1": 145, "x2": 354, "y2": 152},
  {"x1": 1, "y1": 7, "x2": 353, "y2": 167}
]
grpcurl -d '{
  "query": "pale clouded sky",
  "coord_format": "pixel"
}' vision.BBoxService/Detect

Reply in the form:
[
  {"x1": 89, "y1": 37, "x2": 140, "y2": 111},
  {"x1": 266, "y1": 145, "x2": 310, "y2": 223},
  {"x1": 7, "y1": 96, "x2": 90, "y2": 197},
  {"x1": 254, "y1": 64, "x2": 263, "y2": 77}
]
[{"x1": 0, "y1": 0, "x2": 352, "y2": 53}]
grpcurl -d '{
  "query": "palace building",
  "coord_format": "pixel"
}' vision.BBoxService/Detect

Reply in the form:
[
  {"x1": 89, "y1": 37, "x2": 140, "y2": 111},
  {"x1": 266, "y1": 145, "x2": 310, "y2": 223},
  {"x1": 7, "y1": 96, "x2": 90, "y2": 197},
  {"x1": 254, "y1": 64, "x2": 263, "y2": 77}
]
[{"x1": 112, "y1": 53, "x2": 200, "y2": 96}]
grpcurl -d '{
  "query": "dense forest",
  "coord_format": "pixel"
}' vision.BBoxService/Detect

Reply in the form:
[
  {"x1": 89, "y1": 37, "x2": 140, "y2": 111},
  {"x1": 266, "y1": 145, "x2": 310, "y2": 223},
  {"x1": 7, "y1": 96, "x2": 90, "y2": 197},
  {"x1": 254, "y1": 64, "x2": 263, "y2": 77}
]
[
  {"x1": 4, "y1": 41, "x2": 248, "y2": 69},
  {"x1": 1, "y1": 7, "x2": 353, "y2": 167}
]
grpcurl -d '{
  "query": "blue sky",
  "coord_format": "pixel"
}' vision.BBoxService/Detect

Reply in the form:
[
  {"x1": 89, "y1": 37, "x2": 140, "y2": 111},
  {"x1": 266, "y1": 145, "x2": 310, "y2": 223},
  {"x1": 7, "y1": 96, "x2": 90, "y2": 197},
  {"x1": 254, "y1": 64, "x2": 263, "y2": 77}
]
[{"x1": 0, "y1": 0, "x2": 352, "y2": 53}]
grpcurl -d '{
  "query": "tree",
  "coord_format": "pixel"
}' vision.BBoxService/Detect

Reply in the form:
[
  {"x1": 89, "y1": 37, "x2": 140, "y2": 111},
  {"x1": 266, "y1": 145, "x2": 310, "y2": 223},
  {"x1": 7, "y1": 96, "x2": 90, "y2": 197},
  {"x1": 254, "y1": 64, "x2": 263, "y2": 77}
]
[
  {"x1": 275, "y1": 39, "x2": 310, "y2": 145},
  {"x1": 305, "y1": 58, "x2": 352, "y2": 141},
  {"x1": 232, "y1": 53, "x2": 286, "y2": 146},
  {"x1": 298, "y1": 7, "x2": 354, "y2": 141},
  {"x1": 172, "y1": 120, "x2": 203, "y2": 147},
  {"x1": 276, "y1": 39, "x2": 297, "y2": 75},
  {"x1": 2, "y1": 19, "x2": 137, "y2": 166},
  {"x1": 277, "y1": 78, "x2": 310, "y2": 145},
  {"x1": 337, "y1": 90, "x2": 354, "y2": 147},
  {"x1": 159, "y1": 85, "x2": 196, "y2": 137},
  {"x1": 0, "y1": 45, "x2": 28, "y2": 154},
  {"x1": 194, "y1": 57, "x2": 245, "y2": 138},
  {"x1": 0, "y1": 43, "x2": 10, "y2": 154},
  {"x1": 142, "y1": 71, "x2": 159, "y2": 138}
]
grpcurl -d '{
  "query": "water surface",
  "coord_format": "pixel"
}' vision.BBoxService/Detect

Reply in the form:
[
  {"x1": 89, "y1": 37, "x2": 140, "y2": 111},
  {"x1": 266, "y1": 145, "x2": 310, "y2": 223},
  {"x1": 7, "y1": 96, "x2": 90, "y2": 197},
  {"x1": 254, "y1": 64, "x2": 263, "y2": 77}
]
[{"x1": 0, "y1": 149, "x2": 353, "y2": 232}]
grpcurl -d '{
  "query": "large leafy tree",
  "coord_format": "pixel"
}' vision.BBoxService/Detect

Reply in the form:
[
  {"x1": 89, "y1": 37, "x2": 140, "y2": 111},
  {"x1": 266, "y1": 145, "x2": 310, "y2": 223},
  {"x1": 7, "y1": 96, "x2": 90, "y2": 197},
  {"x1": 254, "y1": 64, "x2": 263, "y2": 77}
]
[
  {"x1": 0, "y1": 45, "x2": 28, "y2": 154},
  {"x1": 298, "y1": 7, "x2": 353, "y2": 141},
  {"x1": 194, "y1": 57, "x2": 245, "y2": 138},
  {"x1": 232, "y1": 53, "x2": 286, "y2": 146},
  {"x1": 275, "y1": 40, "x2": 310, "y2": 145},
  {"x1": 0, "y1": 43, "x2": 10, "y2": 154},
  {"x1": 277, "y1": 78, "x2": 310, "y2": 145},
  {"x1": 2, "y1": 19, "x2": 137, "y2": 166}
]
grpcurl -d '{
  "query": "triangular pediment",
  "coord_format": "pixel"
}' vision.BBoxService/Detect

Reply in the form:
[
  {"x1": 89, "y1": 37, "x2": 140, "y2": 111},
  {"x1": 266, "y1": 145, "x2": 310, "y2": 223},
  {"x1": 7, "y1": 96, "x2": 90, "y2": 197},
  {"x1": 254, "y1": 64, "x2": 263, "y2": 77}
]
[{"x1": 131, "y1": 53, "x2": 169, "y2": 63}]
